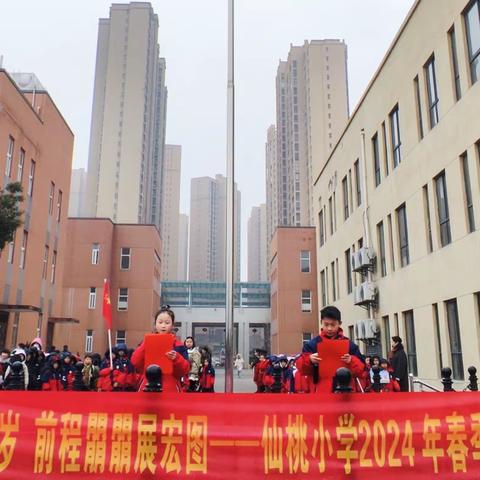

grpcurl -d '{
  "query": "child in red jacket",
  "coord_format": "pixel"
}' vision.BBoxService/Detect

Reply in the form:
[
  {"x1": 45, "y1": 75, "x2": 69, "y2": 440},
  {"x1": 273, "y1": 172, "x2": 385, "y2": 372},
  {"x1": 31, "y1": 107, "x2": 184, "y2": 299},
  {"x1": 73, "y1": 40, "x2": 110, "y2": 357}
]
[
  {"x1": 199, "y1": 358, "x2": 215, "y2": 392},
  {"x1": 131, "y1": 305, "x2": 189, "y2": 393}
]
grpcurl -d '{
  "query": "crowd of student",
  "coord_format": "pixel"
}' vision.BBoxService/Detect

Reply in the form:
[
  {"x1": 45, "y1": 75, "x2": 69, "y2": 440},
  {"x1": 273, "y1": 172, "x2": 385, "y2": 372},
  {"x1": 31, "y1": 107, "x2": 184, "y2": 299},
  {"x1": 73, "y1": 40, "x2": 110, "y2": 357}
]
[{"x1": 0, "y1": 305, "x2": 409, "y2": 394}]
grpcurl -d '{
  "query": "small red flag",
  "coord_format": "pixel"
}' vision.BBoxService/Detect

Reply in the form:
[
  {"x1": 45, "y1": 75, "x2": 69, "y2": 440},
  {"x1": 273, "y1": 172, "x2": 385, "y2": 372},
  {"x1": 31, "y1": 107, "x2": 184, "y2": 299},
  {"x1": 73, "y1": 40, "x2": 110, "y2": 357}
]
[{"x1": 102, "y1": 278, "x2": 113, "y2": 330}]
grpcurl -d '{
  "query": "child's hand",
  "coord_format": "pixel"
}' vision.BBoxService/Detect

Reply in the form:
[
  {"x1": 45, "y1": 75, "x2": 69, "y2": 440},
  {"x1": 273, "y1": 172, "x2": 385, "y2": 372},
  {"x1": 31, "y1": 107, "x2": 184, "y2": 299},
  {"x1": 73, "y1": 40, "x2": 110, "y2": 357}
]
[
  {"x1": 165, "y1": 350, "x2": 177, "y2": 360},
  {"x1": 341, "y1": 354, "x2": 352, "y2": 364},
  {"x1": 309, "y1": 353, "x2": 322, "y2": 365}
]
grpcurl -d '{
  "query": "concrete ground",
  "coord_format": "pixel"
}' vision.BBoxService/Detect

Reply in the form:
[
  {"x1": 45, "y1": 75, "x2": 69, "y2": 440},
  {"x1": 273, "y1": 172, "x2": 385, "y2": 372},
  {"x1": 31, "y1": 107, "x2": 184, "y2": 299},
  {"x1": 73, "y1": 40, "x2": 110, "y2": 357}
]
[{"x1": 214, "y1": 368, "x2": 256, "y2": 393}]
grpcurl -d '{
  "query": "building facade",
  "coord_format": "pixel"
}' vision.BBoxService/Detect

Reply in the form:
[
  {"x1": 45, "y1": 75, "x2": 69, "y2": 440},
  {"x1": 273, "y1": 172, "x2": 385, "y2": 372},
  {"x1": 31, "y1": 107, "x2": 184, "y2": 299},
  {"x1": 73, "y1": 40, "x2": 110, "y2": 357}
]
[
  {"x1": 161, "y1": 281, "x2": 270, "y2": 362},
  {"x1": 161, "y1": 144, "x2": 181, "y2": 280},
  {"x1": 54, "y1": 218, "x2": 161, "y2": 355},
  {"x1": 68, "y1": 168, "x2": 87, "y2": 217},
  {"x1": 0, "y1": 70, "x2": 74, "y2": 349},
  {"x1": 189, "y1": 175, "x2": 241, "y2": 282},
  {"x1": 314, "y1": 0, "x2": 480, "y2": 382},
  {"x1": 270, "y1": 227, "x2": 318, "y2": 355},
  {"x1": 84, "y1": 2, "x2": 167, "y2": 228},
  {"x1": 248, "y1": 204, "x2": 268, "y2": 282},
  {"x1": 177, "y1": 213, "x2": 189, "y2": 280},
  {"x1": 269, "y1": 40, "x2": 349, "y2": 236},
  {"x1": 265, "y1": 124, "x2": 278, "y2": 245}
]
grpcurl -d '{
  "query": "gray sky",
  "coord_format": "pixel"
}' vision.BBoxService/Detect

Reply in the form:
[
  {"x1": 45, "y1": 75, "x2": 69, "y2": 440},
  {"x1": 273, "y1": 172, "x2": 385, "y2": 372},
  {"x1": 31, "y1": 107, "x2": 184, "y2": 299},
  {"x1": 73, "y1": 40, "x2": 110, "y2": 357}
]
[{"x1": 0, "y1": 0, "x2": 414, "y2": 280}]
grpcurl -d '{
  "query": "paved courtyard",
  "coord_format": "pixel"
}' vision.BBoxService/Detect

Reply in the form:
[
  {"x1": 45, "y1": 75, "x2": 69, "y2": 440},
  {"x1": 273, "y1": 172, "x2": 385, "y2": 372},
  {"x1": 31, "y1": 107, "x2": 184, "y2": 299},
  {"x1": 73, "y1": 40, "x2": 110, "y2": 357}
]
[{"x1": 214, "y1": 368, "x2": 256, "y2": 393}]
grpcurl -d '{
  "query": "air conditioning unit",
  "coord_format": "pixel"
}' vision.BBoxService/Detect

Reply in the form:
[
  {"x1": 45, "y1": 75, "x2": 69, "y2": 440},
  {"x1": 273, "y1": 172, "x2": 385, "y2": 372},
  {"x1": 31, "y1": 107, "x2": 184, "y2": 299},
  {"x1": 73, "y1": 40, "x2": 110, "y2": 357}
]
[
  {"x1": 361, "y1": 281, "x2": 376, "y2": 303},
  {"x1": 364, "y1": 318, "x2": 378, "y2": 339},
  {"x1": 353, "y1": 285, "x2": 363, "y2": 305},
  {"x1": 354, "y1": 320, "x2": 366, "y2": 340},
  {"x1": 359, "y1": 247, "x2": 376, "y2": 268},
  {"x1": 351, "y1": 251, "x2": 362, "y2": 272}
]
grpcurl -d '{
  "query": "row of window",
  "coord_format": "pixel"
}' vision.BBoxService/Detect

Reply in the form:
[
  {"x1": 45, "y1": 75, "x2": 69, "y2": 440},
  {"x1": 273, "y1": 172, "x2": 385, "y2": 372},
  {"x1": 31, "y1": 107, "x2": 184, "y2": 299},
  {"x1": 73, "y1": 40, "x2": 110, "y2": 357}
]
[
  {"x1": 91, "y1": 244, "x2": 131, "y2": 270},
  {"x1": 320, "y1": 145, "x2": 479, "y2": 303},
  {"x1": 4, "y1": 135, "x2": 63, "y2": 218},
  {"x1": 85, "y1": 329, "x2": 126, "y2": 354},
  {"x1": 379, "y1": 295, "x2": 471, "y2": 380},
  {"x1": 88, "y1": 287, "x2": 129, "y2": 311}
]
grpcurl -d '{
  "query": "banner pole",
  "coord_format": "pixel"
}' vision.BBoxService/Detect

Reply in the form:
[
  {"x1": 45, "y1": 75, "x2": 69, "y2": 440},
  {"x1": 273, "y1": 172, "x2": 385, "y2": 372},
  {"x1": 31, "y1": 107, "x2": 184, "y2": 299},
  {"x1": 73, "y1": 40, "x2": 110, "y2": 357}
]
[{"x1": 108, "y1": 328, "x2": 113, "y2": 370}]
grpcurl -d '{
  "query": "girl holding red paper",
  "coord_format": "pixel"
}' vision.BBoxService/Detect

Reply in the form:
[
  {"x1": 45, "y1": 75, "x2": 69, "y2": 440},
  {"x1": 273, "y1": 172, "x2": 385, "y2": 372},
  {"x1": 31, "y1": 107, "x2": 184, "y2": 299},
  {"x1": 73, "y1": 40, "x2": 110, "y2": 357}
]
[{"x1": 131, "y1": 305, "x2": 190, "y2": 393}]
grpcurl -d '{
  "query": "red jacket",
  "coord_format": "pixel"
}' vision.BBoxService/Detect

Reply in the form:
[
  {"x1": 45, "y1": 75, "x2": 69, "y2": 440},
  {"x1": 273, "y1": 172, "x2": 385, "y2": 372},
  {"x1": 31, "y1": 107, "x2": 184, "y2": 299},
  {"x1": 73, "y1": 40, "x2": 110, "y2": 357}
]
[
  {"x1": 253, "y1": 359, "x2": 269, "y2": 387},
  {"x1": 296, "y1": 328, "x2": 365, "y2": 394},
  {"x1": 131, "y1": 337, "x2": 190, "y2": 393},
  {"x1": 199, "y1": 365, "x2": 215, "y2": 391}
]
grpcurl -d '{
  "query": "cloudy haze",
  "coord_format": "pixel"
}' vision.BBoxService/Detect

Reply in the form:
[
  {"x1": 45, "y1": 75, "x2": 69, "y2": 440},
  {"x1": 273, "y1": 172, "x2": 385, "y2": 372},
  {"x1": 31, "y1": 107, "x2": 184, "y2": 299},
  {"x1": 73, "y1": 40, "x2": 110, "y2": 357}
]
[{"x1": 0, "y1": 0, "x2": 415, "y2": 279}]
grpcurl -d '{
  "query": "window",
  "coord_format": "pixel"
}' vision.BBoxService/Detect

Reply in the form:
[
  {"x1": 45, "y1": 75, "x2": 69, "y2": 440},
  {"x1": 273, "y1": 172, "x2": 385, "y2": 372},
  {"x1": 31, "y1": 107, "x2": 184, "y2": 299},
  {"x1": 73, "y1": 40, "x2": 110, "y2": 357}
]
[
  {"x1": 328, "y1": 197, "x2": 333, "y2": 235},
  {"x1": 91, "y1": 243, "x2": 100, "y2": 265},
  {"x1": 425, "y1": 56, "x2": 439, "y2": 128},
  {"x1": 464, "y1": 0, "x2": 480, "y2": 83},
  {"x1": 5, "y1": 136, "x2": 14, "y2": 177},
  {"x1": 85, "y1": 330, "x2": 93, "y2": 353},
  {"x1": 414, "y1": 76, "x2": 424, "y2": 140},
  {"x1": 331, "y1": 261, "x2": 337, "y2": 301},
  {"x1": 302, "y1": 333, "x2": 311, "y2": 346},
  {"x1": 333, "y1": 192, "x2": 337, "y2": 231},
  {"x1": 27, "y1": 160, "x2": 35, "y2": 197},
  {"x1": 372, "y1": 134, "x2": 381, "y2": 187},
  {"x1": 300, "y1": 251, "x2": 311, "y2": 273},
  {"x1": 403, "y1": 310, "x2": 418, "y2": 376},
  {"x1": 461, "y1": 153, "x2": 475, "y2": 233},
  {"x1": 118, "y1": 288, "x2": 129, "y2": 311},
  {"x1": 390, "y1": 106, "x2": 402, "y2": 167},
  {"x1": 7, "y1": 232, "x2": 15, "y2": 264},
  {"x1": 449, "y1": 27, "x2": 461, "y2": 101},
  {"x1": 48, "y1": 182, "x2": 55, "y2": 215},
  {"x1": 435, "y1": 171, "x2": 451, "y2": 247},
  {"x1": 423, "y1": 185, "x2": 434, "y2": 253},
  {"x1": 382, "y1": 316, "x2": 391, "y2": 359},
  {"x1": 320, "y1": 270, "x2": 327, "y2": 307},
  {"x1": 354, "y1": 160, "x2": 362, "y2": 206},
  {"x1": 57, "y1": 190, "x2": 63, "y2": 222},
  {"x1": 396, "y1": 204, "x2": 409, "y2": 267},
  {"x1": 319, "y1": 209, "x2": 325, "y2": 246},
  {"x1": 388, "y1": 214, "x2": 395, "y2": 271},
  {"x1": 51, "y1": 251, "x2": 57, "y2": 284},
  {"x1": 381, "y1": 122, "x2": 389, "y2": 176},
  {"x1": 345, "y1": 249, "x2": 352, "y2": 294},
  {"x1": 88, "y1": 288, "x2": 96, "y2": 309},
  {"x1": 120, "y1": 247, "x2": 131, "y2": 270},
  {"x1": 342, "y1": 176, "x2": 349, "y2": 220},
  {"x1": 42, "y1": 245, "x2": 49, "y2": 280},
  {"x1": 19, "y1": 230, "x2": 28, "y2": 269},
  {"x1": 446, "y1": 299, "x2": 464, "y2": 380},
  {"x1": 116, "y1": 330, "x2": 126, "y2": 344},
  {"x1": 17, "y1": 148, "x2": 25, "y2": 182},
  {"x1": 433, "y1": 304, "x2": 443, "y2": 374},
  {"x1": 377, "y1": 221, "x2": 387, "y2": 277},
  {"x1": 301, "y1": 290, "x2": 311, "y2": 312}
]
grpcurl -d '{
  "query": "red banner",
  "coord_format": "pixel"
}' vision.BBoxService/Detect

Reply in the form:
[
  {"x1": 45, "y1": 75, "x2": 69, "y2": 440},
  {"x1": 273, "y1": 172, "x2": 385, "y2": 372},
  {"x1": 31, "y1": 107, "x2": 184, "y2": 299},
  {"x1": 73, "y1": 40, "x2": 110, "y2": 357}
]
[{"x1": 1, "y1": 391, "x2": 480, "y2": 479}]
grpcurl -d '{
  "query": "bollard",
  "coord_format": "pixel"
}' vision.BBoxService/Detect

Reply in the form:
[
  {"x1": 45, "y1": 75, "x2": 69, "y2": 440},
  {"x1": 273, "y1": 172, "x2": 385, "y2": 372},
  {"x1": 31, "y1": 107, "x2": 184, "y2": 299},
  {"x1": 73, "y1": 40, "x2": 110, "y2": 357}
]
[
  {"x1": 441, "y1": 367, "x2": 454, "y2": 392},
  {"x1": 72, "y1": 361, "x2": 87, "y2": 391},
  {"x1": 334, "y1": 367, "x2": 353, "y2": 393},
  {"x1": 467, "y1": 366, "x2": 478, "y2": 392},
  {"x1": 4, "y1": 361, "x2": 25, "y2": 390},
  {"x1": 372, "y1": 366, "x2": 381, "y2": 393},
  {"x1": 408, "y1": 373, "x2": 415, "y2": 392},
  {"x1": 143, "y1": 364, "x2": 163, "y2": 392}
]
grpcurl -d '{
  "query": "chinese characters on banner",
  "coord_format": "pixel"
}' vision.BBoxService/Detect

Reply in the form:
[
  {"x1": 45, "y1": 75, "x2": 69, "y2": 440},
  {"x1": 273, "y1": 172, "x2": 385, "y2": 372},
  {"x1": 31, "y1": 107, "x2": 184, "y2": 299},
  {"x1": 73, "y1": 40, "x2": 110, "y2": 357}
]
[{"x1": 0, "y1": 392, "x2": 480, "y2": 478}]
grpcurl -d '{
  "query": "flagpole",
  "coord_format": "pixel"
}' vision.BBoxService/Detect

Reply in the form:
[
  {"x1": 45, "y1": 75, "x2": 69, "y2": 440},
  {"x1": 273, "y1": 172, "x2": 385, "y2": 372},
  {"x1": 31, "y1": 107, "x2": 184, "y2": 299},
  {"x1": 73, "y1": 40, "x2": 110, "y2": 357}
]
[
  {"x1": 108, "y1": 328, "x2": 113, "y2": 370},
  {"x1": 225, "y1": 0, "x2": 235, "y2": 393},
  {"x1": 104, "y1": 278, "x2": 114, "y2": 369}
]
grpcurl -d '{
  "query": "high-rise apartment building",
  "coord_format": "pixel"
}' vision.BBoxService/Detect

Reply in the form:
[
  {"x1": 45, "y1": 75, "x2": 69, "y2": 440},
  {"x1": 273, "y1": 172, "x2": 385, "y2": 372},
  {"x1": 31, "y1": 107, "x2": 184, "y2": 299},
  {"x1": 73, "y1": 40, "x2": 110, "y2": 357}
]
[
  {"x1": 84, "y1": 2, "x2": 167, "y2": 228},
  {"x1": 248, "y1": 204, "x2": 268, "y2": 282},
  {"x1": 189, "y1": 175, "x2": 241, "y2": 282},
  {"x1": 177, "y1": 214, "x2": 189, "y2": 280},
  {"x1": 268, "y1": 40, "x2": 349, "y2": 237},
  {"x1": 265, "y1": 125, "x2": 278, "y2": 246},
  {"x1": 69, "y1": 168, "x2": 87, "y2": 217},
  {"x1": 161, "y1": 145, "x2": 181, "y2": 280}
]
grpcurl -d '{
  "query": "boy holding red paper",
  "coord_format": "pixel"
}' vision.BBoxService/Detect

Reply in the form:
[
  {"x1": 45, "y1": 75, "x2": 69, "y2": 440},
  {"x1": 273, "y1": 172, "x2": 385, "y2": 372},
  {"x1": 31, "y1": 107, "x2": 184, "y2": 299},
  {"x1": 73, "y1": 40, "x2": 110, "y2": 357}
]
[
  {"x1": 132, "y1": 305, "x2": 190, "y2": 392},
  {"x1": 296, "y1": 306, "x2": 365, "y2": 394}
]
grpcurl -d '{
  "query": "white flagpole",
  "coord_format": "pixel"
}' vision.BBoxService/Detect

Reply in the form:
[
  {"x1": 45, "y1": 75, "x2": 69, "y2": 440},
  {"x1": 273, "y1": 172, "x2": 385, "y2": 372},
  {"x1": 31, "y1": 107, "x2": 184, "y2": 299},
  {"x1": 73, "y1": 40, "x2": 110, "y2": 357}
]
[{"x1": 108, "y1": 328, "x2": 114, "y2": 370}]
